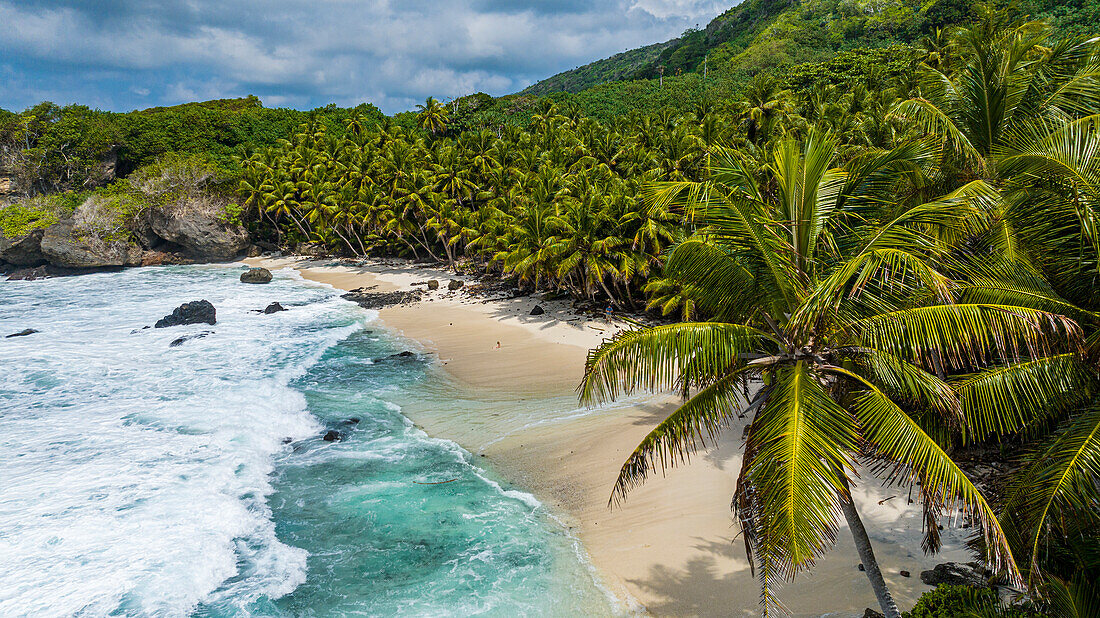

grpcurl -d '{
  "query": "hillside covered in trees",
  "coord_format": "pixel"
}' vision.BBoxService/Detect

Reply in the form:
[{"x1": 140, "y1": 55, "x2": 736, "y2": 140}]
[{"x1": 3, "y1": 3, "x2": 1100, "y2": 613}]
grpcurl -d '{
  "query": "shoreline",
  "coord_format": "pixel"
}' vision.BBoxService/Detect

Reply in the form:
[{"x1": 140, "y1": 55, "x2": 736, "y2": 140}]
[{"x1": 248, "y1": 256, "x2": 973, "y2": 617}]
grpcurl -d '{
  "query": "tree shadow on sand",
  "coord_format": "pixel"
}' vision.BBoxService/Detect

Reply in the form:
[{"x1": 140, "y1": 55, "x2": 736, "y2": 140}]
[{"x1": 627, "y1": 536, "x2": 762, "y2": 617}]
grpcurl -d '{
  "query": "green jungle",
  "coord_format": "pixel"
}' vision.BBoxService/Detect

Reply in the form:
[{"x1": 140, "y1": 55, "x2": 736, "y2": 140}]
[{"x1": 3, "y1": 0, "x2": 1100, "y2": 615}]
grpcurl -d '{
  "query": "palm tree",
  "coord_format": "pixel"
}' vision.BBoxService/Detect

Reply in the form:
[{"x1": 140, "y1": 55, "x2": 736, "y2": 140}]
[
  {"x1": 890, "y1": 13, "x2": 1100, "y2": 181},
  {"x1": 735, "y1": 74, "x2": 795, "y2": 146},
  {"x1": 577, "y1": 132, "x2": 1084, "y2": 616},
  {"x1": 416, "y1": 97, "x2": 449, "y2": 136}
]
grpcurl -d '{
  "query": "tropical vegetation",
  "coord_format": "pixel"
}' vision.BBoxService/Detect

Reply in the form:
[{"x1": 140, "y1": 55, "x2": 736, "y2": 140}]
[{"x1": 3, "y1": 2, "x2": 1100, "y2": 616}]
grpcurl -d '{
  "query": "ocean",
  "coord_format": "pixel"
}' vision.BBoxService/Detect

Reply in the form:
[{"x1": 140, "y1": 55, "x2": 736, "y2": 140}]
[{"x1": 0, "y1": 264, "x2": 616, "y2": 617}]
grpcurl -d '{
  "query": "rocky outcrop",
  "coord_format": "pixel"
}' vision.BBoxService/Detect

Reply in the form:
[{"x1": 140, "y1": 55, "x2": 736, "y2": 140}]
[
  {"x1": 155, "y1": 300, "x2": 217, "y2": 328},
  {"x1": 240, "y1": 267, "x2": 272, "y2": 284},
  {"x1": 145, "y1": 205, "x2": 248, "y2": 261},
  {"x1": 0, "y1": 228, "x2": 47, "y2": 266},
  {"x1": 5, "y1": 328, "x2": 38, "y2": 338},
  {"x1": 340, "y1": 287, "x2": 423, "y2": 309},
  {"x1": 920, "y1": 562, "x2": 990, "y2": 588},
  {"x1": 263, "y1": 302, "x2": 286, "y2": 314},
  {"x1": 6, "y1": 265, "x2": 50, "y2": 280},
  {"x1": 39, "y1": 220, "x2": 143, "y2": 268}
]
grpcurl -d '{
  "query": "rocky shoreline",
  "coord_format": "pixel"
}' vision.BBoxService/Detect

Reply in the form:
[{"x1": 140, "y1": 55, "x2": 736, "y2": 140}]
[{"x1": 1, "y1": 200, "x2": 252, "y2": 278}]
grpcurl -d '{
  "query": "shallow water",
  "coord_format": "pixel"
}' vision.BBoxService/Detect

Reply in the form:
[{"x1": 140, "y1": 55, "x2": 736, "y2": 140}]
[{"x1": 0, "y1": 265, "x2": 615, "y2": 616}]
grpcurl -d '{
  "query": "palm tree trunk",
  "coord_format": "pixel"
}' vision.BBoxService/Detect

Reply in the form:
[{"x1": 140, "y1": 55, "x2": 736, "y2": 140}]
[{"x1": 841, "y1": 487, "x2": 901, "y2": 618}]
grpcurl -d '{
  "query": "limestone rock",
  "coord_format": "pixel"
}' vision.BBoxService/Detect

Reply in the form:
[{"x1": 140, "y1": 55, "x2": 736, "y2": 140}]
[
  {"x1": 0, "y1": 228, "x2": 47, "y2": 266},
  {"x1": 240, "y1": 267, "x2": 273, "y2": 284},
  {"x1": 920, "y1": 562, "x2": 990, "y2": 588},
  {"x1": 427, "y1": 279, "x2": 440, "y2": 290},
  {"x1": 155, "y1": 300, "x2": 217, "y2": 328},
  {"x1": 447, "y1": 279, "x2": 464, "y2": 291},
  {"x1": 7, "y1": 265, "x2": 50, "y2": 280},
  {"x1": 146, "y1": 205, "x2": 249, "y2": 261},
  {"x1": 39, "y1": 220, "x2": 143, "y2": 268}
]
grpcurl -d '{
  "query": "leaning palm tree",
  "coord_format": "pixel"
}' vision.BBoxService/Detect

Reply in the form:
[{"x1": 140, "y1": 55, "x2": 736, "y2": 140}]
[{"x1": 579, "y1": 132, "x2": 1084, "y2": 617}]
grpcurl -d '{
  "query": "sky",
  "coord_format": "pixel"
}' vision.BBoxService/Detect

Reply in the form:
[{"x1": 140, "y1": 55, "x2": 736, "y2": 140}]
[{"x1": 0, "y1": 0, "x2": 727, "y2": 115}]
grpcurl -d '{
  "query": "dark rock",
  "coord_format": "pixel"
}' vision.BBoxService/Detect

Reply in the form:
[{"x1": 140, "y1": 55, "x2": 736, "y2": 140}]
[
  {"x1": 427, "y1": 279, "x2": 440, "y2": 290},
  {"x1": 389, "y1": 351, "x2": 417, "y2": 359},
  {"x1": 145, "y1": 205, "x2": 249, "y2": 261},
  {"x1": 858, "y1": 563, "x2": 866, "y2": 571},
  {"x1": 863, "y1": 609, "x2": 885, "y2": 618},
  {"x1": 530, "y1": 305, "x2": 545, "y2": 315},
  {"x1": 0, "y1": 228, "x2": 47, "y2": 266},
  {"x1": 5, "y1": 328, "x2": 38, "y2": 338},
  {"x1": 253, "y1": 240, "x2": 280, "y2": 252},
  {"x1": 900, "y1": 570, "x2": 910, "y2": 578},
  {"x1": 247, "y1": 245, "x2": 263, "y2": 258},
  {"x1": 263, "y1": 302, "x2": 286, "y2": 314},
  {"x1": 340, "y1": 417, "x2": 361, "y2": 425},
  {"x1": 155, "y1": 300, "x2": 217, "y2": 328},
  {"x1": 322, "y1": 430, "x2": 342, "y2": 442},
  {"x1": 7, "y1": 265, "x2": 50, "y2": 280},
  {"x1": 920, "y1": 562, "x2": 989, "y2": 588},
  {"x1": 340, "y1": 288, "x2": 422, "y2": 309},
  {"x1": 282, "y1": 437, "x2": 293, "y2": 444},
  {"x1": 295, "y1": 242, "x2": 327, "y2": 257},
  {"x1": 39, "y1": 220, "x2": 143, "y2": 268},
  {"x1": 169, "y1": 331, "x2": 212, "y2": 347},
  {"x1": 447, "y1": 279, "x2": 464, "y2": 291},
  {"x1": 240, "y1": 268, "x2": 273, "y2": 284},
  {"x1": 130, "y1": 214, "x2": 164, "y2": 250}
]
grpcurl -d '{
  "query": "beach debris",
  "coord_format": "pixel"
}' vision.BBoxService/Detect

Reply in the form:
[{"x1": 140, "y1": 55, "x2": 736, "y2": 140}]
[
  {"x1": 5, "y1": 328, "x2": 38, "y2": 338},
  {"x1": 263, "y1": 302, "x2": 286, "y2": 314},
  {"x1": 240, "y1": 267, "x2": 273, "y2": 284},
  {"x1": 529, "y1": 305, "x2": 545, "y2": 315},
  {"x1": 919, "y1": 562, "x2": 990, "y2": 588},
  {"x1": 155, "y1": 300, "x2": 216, "y2": 328},
  {"x1": 322, "y1": 430, "x2": 343, "y2": 442},
  {"x1": 447, "y1": 279, "x2": 464, "y2": 291},
  {"x1": 169, "y1": 331, "x2": 213, "y2": 347},
  {"x1": 341, "y1": 287, "x2": 422, "y2": 309}
]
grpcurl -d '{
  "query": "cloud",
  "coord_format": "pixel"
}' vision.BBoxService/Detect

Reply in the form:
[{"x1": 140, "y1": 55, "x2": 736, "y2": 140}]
[{"x1": 0, "y1": 0, "x2": 726, "y2": 114}]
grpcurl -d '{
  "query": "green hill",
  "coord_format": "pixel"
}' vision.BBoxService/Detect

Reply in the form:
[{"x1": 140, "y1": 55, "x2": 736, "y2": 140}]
[{"x1": 521, "y1": 0, "x2": 1098, "y2": 96}]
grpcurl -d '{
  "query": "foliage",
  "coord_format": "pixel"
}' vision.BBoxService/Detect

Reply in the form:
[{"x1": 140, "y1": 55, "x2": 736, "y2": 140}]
[
  {"x1": 0, "y1": 199, "x2": 66, "y2": 237},
  {"x1": 902, "y1": 585, "x2": 1004, "y2": 618}
]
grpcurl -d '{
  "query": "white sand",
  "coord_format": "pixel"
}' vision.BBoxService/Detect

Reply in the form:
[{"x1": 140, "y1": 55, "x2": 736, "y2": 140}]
[{"x1": 248, "y1": 256, "x2": 975, "y2": 617}]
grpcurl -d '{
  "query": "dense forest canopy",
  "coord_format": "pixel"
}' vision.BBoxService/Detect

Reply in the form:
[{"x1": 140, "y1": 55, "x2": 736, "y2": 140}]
[{"x1": 3, "y1": 2, "x2": 1100, "y2": 615}]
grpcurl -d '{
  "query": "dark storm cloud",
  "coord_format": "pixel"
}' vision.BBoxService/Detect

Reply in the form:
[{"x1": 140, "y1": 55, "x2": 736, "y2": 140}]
[{"x1": 0, "y1": 0, "x2": 726, "y2": 114}]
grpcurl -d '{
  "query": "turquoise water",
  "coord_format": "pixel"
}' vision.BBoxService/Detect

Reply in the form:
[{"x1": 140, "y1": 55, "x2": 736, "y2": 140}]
[{"x1": 0, "y1": 265, "x2": 615, "y2": 616}]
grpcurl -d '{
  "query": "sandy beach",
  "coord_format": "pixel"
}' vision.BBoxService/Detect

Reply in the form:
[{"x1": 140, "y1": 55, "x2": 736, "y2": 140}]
[{"x1": 248, "y1": 256, "x2": 974, "y2": 617}]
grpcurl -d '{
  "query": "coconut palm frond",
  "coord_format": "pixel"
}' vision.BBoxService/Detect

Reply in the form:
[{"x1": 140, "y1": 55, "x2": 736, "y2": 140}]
[{"x1": 579, "y1": 323, "x2": 777, "y2": 404}]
